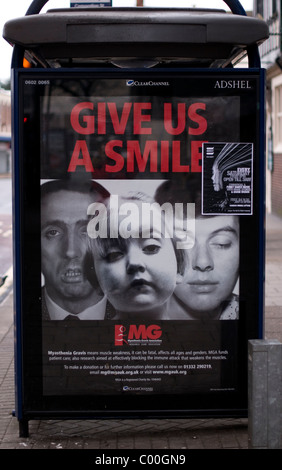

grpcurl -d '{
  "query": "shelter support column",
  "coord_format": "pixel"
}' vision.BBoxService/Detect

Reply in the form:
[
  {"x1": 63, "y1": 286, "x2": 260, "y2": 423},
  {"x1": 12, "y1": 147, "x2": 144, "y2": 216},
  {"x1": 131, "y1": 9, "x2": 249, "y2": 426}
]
[{"x1": 248, "y1": 339, "x2": 282, "y2": 449}]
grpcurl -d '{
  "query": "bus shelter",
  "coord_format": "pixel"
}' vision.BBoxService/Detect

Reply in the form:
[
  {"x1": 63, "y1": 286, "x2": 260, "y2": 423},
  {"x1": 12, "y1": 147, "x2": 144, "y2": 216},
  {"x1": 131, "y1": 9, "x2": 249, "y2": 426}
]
[{"x1": 3, "y1": 0, "x2": 269, "y2": 437}]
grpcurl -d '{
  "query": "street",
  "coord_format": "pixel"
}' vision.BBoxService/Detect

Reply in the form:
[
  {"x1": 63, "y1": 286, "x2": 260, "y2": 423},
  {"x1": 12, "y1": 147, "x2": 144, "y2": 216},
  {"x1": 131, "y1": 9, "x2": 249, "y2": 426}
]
[{"x1": 0, "y1": 177, "x2": 13, "y2": 303}]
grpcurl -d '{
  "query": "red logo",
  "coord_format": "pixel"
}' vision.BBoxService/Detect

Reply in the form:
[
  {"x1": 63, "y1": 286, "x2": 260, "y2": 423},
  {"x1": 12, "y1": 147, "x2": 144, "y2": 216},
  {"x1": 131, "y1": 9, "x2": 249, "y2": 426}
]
[
  {"x1": 115, "y1": 325, "x2": 128, "y2": 346},
  {"x1": 115, "y1": 325, "x2": 162, "y2": 346}
]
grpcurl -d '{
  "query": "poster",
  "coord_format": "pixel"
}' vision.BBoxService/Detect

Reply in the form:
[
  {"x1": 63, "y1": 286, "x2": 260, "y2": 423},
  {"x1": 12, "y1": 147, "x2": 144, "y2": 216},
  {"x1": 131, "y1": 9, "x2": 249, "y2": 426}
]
[
  {"x1": 19, "y1": 70, "x2": 263, "y2": 414},
  {"x1": 202, "y1": 142, "x2": 253, "y2": 215}
]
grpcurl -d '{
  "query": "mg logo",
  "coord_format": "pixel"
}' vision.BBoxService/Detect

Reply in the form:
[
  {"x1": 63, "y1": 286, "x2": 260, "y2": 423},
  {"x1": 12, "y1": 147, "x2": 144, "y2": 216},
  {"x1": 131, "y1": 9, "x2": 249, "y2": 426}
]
[
  {"x1": 115, "y1": 325, "x2": 128, "y2": 346},
  {"x1": 115, "y1": 325, "x2": 162, "y2": 346}
]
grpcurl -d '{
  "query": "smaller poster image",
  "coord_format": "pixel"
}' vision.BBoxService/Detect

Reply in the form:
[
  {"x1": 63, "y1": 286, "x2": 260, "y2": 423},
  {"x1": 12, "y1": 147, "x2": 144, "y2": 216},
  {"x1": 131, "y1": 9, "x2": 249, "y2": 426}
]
[{"x1": 202, "y1": 142, "x2": 253, "y2": 215}]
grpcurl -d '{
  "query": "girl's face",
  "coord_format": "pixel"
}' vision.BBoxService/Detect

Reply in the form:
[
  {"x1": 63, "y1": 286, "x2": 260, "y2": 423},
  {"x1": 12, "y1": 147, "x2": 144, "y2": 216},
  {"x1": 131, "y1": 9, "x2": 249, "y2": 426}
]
[
  {"x1": 93, "y1": 201, "x2": 182, "y2": 313},
  {"x1": 94, "y1": 236, "x2": 181, "y2": 313}
]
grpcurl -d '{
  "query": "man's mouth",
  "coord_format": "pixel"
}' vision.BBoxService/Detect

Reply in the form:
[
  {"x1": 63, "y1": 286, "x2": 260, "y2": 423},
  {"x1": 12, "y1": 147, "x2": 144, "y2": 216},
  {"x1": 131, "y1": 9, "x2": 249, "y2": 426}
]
[{"x1": 61, "y1": 269, "x2": 83, "y2": 283}]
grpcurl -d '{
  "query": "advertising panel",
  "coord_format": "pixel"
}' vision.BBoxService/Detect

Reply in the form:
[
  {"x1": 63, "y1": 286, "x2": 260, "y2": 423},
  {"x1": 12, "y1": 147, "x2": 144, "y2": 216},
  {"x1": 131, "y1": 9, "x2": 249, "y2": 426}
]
[
  {"x1": 17, "y1": 69, "x2": 264, "y2": 417},
  {"x1": 70, "y1": 1, "x2": 112, "y2": 6}
]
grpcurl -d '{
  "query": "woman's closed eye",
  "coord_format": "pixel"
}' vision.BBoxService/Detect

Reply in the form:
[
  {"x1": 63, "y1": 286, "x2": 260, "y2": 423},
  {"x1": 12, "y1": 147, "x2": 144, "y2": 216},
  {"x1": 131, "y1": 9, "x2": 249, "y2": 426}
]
[{"x1": 209, "y1": 236, "x2": 233, "y2": 250}]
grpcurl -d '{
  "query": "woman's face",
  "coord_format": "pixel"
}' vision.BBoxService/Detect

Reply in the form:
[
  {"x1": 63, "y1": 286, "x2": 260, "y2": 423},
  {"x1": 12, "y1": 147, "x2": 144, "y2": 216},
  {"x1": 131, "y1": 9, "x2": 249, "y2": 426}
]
[
  {"x1": 174, "y1": 215, "x2": 239, "y2": 317},
  {"x1": 93, "y1": 202, "x2": 182, "y2": 313}
]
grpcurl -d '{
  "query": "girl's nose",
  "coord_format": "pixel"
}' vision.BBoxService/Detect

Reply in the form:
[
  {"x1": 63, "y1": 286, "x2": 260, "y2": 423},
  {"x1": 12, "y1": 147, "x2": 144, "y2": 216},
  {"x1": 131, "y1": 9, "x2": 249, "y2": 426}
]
[{"x1": 126, "y1": 245, "x2": 146, "y2": 274}]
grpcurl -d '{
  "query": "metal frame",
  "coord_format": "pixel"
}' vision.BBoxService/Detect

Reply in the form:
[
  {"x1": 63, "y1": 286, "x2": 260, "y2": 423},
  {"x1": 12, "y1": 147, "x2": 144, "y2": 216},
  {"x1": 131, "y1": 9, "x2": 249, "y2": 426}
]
[{"x1": 7, "y1": 1, "x2": 267, "y2": 70}]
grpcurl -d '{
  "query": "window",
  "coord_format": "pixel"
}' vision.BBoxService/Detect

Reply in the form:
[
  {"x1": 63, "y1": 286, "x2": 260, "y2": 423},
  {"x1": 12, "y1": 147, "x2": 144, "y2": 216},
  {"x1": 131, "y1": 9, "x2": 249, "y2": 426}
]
[
  {"x1": 257, "y1": 0, "x2": 264, "y2": 16},
  {"x1": 273, "y1": 76, "x2": 282, "y2": 151},
  {"x1": 256, "y1": 0, "x2": 277, "y2": 19}
]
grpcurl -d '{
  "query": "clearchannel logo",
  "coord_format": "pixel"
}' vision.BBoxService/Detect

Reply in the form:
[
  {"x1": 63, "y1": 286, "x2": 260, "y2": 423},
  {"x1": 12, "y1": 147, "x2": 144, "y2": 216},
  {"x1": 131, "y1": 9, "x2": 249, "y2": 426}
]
[
  {"x1": 126, "y1": 79, "x2": 170, "y2": 87},
  {"x1": 123, "y1": 385, "x2": 153, "y2": 392}
]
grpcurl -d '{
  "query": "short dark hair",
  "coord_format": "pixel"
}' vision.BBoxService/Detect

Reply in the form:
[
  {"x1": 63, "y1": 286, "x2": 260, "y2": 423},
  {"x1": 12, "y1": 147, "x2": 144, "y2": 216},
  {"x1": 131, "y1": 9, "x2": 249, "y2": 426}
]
[
  {"x1": 154, "y1": 176, "x2": 202, "y2": 218},
  {"x1": 41, "y1": 178, "x2": 110, "y2": 202}
]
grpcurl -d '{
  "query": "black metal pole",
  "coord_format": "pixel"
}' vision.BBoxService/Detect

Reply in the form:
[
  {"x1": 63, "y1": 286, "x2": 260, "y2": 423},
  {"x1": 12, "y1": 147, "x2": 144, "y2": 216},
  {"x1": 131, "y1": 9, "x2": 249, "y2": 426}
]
[
  {"x1": 223, "y1": 0, "x2": 261, "y2": 67},
  {"x1": 25, "y1": 0, "x2": 50, "y2": 15},
  {"x1": 223, "y1": 0, "x2": 247, "y2": 16}
]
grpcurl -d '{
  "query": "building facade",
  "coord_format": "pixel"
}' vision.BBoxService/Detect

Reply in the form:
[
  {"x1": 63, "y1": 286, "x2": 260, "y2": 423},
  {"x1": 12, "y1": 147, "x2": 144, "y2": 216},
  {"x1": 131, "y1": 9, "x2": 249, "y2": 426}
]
[
  {"x1": 255, "y1": 0, "x2": 282, "y2": 215},
  {"x1": 0, "y1": 88, "x2": 11, "y2": 175}
]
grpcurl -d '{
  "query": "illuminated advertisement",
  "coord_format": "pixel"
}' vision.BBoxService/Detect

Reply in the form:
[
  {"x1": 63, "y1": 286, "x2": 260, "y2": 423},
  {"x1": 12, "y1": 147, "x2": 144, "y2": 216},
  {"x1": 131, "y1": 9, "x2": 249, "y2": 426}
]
[{"x1": 16, "y1": 69, "x2": 264, "y2": 416}]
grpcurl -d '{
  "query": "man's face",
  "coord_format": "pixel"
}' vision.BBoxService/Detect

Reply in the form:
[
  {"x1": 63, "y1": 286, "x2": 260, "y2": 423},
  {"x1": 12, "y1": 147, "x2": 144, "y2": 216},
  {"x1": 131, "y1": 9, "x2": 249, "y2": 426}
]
[
  {"x1": 41, "y1": 190, "x2": 94, "y2": 307},
  {"x1": 174, "y1": 215, "x2": 239, "y2": 317}
]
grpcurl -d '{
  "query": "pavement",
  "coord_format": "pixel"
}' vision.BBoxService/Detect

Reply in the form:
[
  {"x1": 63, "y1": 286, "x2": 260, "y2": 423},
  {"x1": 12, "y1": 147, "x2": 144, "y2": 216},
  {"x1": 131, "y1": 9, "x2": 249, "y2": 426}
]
[{"x1": 0, "y1": 212, "x2": 281, "y2": 451}]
